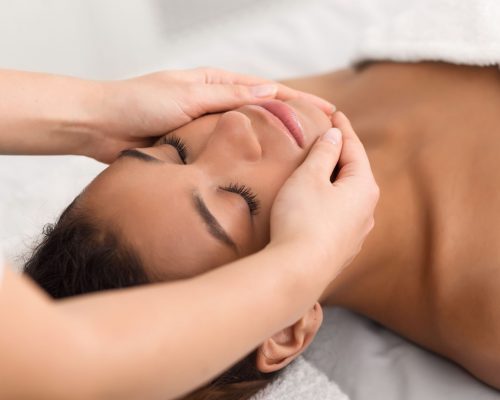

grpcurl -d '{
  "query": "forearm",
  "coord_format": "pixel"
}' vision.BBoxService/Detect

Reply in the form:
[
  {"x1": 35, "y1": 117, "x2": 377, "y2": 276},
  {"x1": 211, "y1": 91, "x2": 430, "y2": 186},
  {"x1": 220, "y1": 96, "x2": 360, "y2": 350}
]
[
  {"x1": 58, "y1": 243, "x2": 329, "y2": 400},
  {"x1": 0, "y1": 268, "x2": 95, "y2": 399},
  {"x1": 0, "y1": 69, "x2": 103, "y2": 156}
]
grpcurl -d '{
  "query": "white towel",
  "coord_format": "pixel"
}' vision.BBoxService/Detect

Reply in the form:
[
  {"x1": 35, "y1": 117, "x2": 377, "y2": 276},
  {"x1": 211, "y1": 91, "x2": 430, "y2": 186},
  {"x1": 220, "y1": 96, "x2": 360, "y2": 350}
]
[
  {"x1": 355, "y1": 0, "x2": 500, "y2": 67},
  {"x1": 251, "y1": 356, "x2": 349, "y2": 400}
]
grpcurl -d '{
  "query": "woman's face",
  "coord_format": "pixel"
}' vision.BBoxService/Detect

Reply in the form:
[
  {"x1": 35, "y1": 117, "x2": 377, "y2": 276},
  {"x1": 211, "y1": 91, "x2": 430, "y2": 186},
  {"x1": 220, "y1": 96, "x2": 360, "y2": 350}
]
[{"x1": 82, "y1": 99, "x2": 331, "y2": 280}]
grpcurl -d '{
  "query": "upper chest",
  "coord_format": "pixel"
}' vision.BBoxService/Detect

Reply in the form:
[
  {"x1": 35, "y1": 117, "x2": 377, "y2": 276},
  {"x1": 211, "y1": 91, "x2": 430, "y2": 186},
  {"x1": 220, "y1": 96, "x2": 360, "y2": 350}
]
[{"x1": 349, "y1": 66, "x2": 500, "y2": 271}]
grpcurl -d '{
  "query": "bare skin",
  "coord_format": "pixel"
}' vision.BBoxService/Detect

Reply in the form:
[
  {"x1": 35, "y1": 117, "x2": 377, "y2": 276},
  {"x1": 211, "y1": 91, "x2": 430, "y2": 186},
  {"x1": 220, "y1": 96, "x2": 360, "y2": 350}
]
[{"x1": 283, "y1": 62, "x2": 500, "y2": 389}]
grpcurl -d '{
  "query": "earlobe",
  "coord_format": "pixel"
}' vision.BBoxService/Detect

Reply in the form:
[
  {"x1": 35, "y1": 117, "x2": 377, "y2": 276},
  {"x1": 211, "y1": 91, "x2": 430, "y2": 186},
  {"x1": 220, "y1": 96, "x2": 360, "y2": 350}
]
[{"x1": 256, "y1": 302, "x2": 323, "y2": 373}]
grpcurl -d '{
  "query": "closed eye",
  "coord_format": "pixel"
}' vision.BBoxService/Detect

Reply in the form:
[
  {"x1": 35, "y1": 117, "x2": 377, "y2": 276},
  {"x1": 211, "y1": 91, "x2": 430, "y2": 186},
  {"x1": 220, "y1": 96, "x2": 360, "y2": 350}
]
[
  {"x1": 220, "y1": 183, "x2": 260, "y2": 216},
  {"x1": 161, "y1": 135, "x2": 188, "y2": 164},
  {"x1": 160, "y1": 135, "x2": 260, "y2": 217}
]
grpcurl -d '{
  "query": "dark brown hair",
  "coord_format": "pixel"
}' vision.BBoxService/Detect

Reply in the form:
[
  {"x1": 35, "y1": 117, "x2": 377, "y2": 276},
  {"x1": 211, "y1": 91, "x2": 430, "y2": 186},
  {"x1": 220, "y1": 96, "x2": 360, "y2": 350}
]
[{"x1": 23, "y1": 199, "x2": 281, "y2": 399}]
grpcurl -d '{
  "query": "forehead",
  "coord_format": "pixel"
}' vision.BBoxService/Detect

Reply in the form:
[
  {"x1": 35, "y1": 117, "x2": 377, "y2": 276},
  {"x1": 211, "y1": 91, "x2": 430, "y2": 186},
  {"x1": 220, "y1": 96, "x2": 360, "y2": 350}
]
[{"x1": 82, "y1": 159, "x2": 237, "y2": 281}]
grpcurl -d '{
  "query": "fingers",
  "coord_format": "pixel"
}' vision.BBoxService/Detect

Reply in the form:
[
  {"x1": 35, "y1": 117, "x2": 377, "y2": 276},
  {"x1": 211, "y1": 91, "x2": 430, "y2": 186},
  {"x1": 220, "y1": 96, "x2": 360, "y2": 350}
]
[
  {"x1": 274, "y1": 84, "x2": 336, "y2": 115},
  {"x1": 188, "y1": 83, "x2": 279, "y2": 115},
  {"x1": 187, "y1": 67, "x2": 273, "y2": 86},
  {"x1": 299, "y1": 127, "x2": 343, "y2": 179},
  {"x1": 331, "y1": 111, "x2": 380, "y2": 204},
  {"x1": 182, "y1": 67, "x2": 335, "y2": 116},
  {"x1": 332, "y1": 111, "x2": 374, "y2": 181},
  {"x1": 191, "y1": 81, "x2": 335, "y2": 118},
  {"x1": 298, "y1": 92, "x2": 336, "y2": 116}
]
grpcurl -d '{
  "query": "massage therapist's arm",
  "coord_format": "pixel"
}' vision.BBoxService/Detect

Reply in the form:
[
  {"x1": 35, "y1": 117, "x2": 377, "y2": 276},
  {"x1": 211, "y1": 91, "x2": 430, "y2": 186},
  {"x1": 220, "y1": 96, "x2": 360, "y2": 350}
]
[
  {"x1": 0, "y1": 68, "x2": 334, "y2": 163},
  {"x1": 0, "y1": 244, "x2": 326, "y2": 399},
  {"x1": 3, "y1": 231, "x2": 349, "y2": 400}
]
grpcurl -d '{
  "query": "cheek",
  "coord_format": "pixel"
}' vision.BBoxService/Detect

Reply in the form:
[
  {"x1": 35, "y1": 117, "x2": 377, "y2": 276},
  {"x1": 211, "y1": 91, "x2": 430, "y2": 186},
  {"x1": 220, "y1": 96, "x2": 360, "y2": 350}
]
[
  {"x1": 255, "y1": 162, "x2": 296, "y2": 203},
  {"x1": 249, "y1": 165, "x2": 296, "y2": 249}
]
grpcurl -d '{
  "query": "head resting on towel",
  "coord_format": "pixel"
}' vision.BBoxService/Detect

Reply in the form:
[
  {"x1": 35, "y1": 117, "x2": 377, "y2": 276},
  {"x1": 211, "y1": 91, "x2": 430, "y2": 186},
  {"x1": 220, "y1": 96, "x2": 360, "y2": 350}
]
[{"x1": 24, "y1": 99, "x2": 331, "y2": 399}]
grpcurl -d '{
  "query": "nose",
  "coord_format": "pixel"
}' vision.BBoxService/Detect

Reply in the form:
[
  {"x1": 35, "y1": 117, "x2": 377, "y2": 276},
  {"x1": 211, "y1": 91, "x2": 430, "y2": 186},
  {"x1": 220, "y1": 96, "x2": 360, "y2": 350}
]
[{"x1": 203, "y1": 110, "x2": 262, "y2": 162}]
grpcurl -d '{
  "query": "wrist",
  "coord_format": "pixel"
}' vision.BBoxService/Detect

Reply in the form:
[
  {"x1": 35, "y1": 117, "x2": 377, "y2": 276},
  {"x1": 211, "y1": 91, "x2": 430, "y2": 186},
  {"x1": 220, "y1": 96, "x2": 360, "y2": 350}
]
[
  {"x1": 264, "y1": 239, "x2": 333, "y2": 292},
  {"x1": 38, "y1": 74, "x2": 107, "y2": 158},
  {"x1": 59, "y1": 78, "x2": 138, "y2": 162},
  {"x1": 57, "y1": 77, "x2": 111, "y2": 159},
  {"x1": 78, "y1": 79, "x2": 148, "y2": 163},
  {"x1": 0, "y1": 70, "x2": 107, "y2": 158}
]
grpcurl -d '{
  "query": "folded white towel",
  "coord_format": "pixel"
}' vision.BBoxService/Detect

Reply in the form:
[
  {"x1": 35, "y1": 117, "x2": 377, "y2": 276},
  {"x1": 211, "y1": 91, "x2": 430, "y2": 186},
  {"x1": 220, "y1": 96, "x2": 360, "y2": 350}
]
[
  {"x1": 355, "y1": 0, "x2": 500, "y2": 67},
  {"x1": 251, "y1": 356, "x2": 349, "y2": 400}
]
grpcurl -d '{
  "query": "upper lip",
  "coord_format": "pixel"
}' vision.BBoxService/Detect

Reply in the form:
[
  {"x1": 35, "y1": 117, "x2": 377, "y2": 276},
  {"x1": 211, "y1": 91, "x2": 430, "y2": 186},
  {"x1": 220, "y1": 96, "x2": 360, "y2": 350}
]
[{"x1": 257, "y1": 101, "x2": 305, "y2": 148}]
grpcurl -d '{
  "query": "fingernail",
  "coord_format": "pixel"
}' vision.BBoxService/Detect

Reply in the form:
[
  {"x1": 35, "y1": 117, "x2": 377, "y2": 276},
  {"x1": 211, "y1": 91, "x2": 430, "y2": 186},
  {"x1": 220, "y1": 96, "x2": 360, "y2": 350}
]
[
  {"x1": 322, "y1": 127, "x2": 341, "y2": 145},
  {"x1": 250, "y1": 84, "x2": 277, "y2": 98},
  {"x1": 329, "y1": 104, "x2": 337, "y2": 114}
]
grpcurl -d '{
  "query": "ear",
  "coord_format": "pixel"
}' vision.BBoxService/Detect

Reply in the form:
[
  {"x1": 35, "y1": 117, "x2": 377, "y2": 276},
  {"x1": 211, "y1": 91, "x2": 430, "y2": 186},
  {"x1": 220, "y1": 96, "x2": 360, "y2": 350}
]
[{"x1": 255, "y1": 302, "x2": 323, "y2": 373}]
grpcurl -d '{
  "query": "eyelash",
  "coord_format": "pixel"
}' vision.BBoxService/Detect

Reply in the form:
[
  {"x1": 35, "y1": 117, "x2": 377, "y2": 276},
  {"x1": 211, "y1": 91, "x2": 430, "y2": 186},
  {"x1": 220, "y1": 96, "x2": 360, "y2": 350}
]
[
  {"x1": 162, "y1": 135, "x2": 187, "y2": 164},
  {"x1": 221, "y1": 183, "x2": 260, "y2": 216},
  {"x1": 162, "y1": 135, "x2": 260, "y2": 216}
]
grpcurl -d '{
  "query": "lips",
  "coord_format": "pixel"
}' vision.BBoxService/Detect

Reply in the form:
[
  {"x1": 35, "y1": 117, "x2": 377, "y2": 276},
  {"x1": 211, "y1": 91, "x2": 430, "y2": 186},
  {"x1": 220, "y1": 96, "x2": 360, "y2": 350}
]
[{"x1": 260, "y1": 101, "x2": 305, "y2": 148}]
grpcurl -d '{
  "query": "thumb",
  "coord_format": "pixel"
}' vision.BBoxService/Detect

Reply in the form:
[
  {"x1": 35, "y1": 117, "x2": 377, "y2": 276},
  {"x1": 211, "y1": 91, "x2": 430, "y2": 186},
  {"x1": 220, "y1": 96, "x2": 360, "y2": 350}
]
[
  {"x1": 192, "y1": 83, "x2": 278, "y2": 114},
  {"x1": 300, "y1": 128, "x2": 343, "y2": 179}
]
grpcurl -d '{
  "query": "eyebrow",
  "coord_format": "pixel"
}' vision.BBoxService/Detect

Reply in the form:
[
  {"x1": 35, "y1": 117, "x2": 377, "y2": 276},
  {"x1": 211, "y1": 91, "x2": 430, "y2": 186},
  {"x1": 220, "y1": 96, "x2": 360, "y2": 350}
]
[
  {"x1": 118, "y1": 149, "x2": 239, "y2": 254},
  {"x1": 192, "y1": 191, "x2": 239, "y2": 254},
  {"x1": 119, "y1": 149, "x2": 160, "y2": 163}
]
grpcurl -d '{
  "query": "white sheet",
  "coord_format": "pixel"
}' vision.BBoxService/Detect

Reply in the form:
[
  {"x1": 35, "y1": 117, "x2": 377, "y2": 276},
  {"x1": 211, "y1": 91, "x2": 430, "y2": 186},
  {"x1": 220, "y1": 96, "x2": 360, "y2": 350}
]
[
  {"x1": 0, "y1": 1, "x2": 499, "y2": 399},
  {"x1": 305, "y1": 307, "x2": 500, "y2": 400}
]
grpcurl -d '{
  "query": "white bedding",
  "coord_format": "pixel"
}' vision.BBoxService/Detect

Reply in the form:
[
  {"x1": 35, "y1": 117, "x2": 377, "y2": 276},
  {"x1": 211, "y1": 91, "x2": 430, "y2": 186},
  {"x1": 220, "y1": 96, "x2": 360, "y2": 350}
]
[{"x1": 0, "y1": 1, "x2": 499, "y2": 399}]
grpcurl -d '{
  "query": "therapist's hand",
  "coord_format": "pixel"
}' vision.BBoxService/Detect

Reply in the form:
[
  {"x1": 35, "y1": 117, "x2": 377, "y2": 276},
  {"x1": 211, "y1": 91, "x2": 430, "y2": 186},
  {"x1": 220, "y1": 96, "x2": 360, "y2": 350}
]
[
  {"x1": 89, "y1": 68, "x2": 334, "y2": 163},
  {"x1": 268, "y1": 111, "x2": 379, "y2": 283}
]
